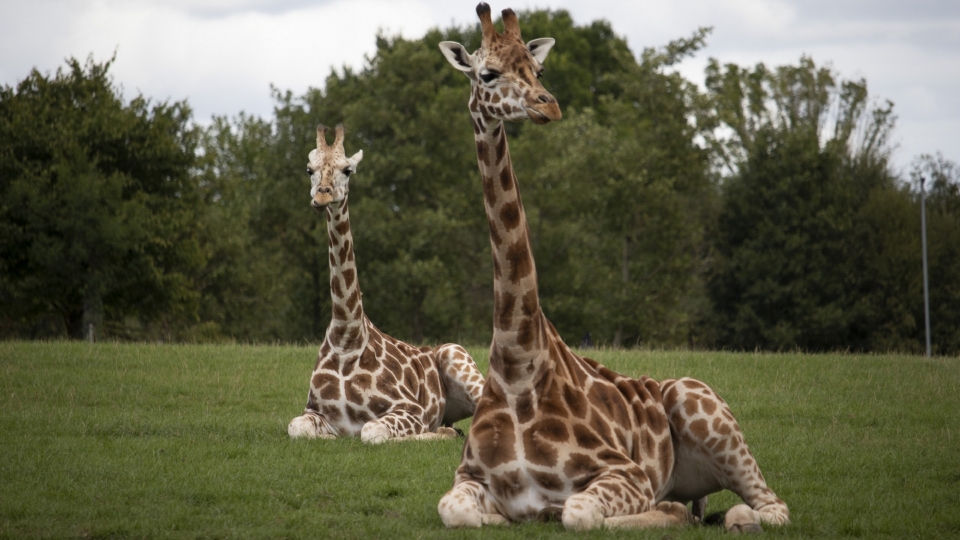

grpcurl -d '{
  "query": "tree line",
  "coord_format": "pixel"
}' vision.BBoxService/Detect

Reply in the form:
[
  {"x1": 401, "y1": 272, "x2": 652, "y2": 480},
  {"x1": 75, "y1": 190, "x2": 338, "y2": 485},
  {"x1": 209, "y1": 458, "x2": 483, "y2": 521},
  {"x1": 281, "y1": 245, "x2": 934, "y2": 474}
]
[{"x1": 2, "y1": 10, "x2": 958, "y2": 354}]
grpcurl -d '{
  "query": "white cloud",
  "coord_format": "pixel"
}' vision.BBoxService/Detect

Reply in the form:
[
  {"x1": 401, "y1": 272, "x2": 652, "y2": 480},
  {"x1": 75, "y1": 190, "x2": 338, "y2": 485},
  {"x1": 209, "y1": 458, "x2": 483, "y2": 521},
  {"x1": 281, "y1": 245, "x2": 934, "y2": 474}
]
[{"x1": 2, "y1": 0, "x2": 959, "y2": 168}]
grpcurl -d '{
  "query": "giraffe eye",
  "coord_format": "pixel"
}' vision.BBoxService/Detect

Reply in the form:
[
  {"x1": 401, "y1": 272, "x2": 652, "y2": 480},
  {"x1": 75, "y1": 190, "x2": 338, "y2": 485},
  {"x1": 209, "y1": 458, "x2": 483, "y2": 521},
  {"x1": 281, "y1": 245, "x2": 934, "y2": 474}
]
[
  {"x1": 342, "y1": 167, "x2": 352, "y2": 176},
  {"x1": 537, "y1": 70, "x2": 544, "y2": 79},
  {"x1": 306, "y1": 168, "x2": 313, "y2": 176},
  {"x1": 479, "y1": 70, "x2": 499, "y2": 83}
]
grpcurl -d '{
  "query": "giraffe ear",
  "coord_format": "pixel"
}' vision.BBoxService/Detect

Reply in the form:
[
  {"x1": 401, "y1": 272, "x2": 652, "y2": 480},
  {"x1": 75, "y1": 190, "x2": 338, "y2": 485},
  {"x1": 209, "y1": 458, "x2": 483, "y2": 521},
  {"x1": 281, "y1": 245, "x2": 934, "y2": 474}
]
[
  {"x1": 526, "y1": 38, "x2": 555, "y2": 64},
  {"x1": 439, "y1": 41, "x2": 475, "y2": 78},
  {"x1": 348, "y1": 150, "x2": 363, "y2": 167}
]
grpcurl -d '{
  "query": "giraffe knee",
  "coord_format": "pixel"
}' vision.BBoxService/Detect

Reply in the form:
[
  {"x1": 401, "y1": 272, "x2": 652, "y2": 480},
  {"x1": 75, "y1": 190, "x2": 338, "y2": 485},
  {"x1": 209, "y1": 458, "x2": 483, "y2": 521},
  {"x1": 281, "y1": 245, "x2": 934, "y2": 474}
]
[
  {"x1": 562, "y1": 495, "x2": 604, "y2": 531},
  {"x1": 288, "y1": 415, "x2": 319, "y2": 439},
  {"x1": 438, "y1": 490, "x2": 482, "y2": 528},
  {"x1": 756, "y1": 501, "x2": 790, "y2": 525},
  {"x1": 725, "y1": 504, "x2": 763, "y2": 534},
  {"x1": 360, "y1": 421, "x2": 391, "y2": 444}
]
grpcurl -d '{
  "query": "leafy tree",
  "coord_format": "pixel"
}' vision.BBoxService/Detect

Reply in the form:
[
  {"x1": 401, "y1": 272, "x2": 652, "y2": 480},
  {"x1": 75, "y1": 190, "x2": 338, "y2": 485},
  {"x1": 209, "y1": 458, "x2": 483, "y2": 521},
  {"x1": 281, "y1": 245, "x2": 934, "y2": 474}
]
[
  {"x1": 705, "y1": 56, "x2": 909, "y2": 350},
  {"x1": 510, "y1": 29, "x2": 715, "y2": 348},
  {"x1": 0, "y1": 56, "x2": 202, "y2": 339}
]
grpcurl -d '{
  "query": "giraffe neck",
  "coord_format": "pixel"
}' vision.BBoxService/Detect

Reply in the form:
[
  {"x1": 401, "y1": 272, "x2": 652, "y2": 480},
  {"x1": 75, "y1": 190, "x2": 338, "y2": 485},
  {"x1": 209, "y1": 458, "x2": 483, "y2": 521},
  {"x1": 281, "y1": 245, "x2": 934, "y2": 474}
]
[
  {"x1": 324, "y1": 198, "x2": 368, "y2": 352},
  {"x1": 471, "y1": 95, "x2": 549, "y2": 388}
]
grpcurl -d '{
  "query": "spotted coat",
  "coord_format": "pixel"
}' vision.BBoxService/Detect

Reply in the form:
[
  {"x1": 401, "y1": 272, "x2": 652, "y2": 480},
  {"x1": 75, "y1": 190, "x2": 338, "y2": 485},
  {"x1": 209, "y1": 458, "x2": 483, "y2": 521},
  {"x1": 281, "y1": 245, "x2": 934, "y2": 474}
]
[
  {"x1": 437, "y1": 4, "x2": 789, "y2": 531},
  {"x1": 287, "y1": 124, "x2": 485, "y2": 444}
]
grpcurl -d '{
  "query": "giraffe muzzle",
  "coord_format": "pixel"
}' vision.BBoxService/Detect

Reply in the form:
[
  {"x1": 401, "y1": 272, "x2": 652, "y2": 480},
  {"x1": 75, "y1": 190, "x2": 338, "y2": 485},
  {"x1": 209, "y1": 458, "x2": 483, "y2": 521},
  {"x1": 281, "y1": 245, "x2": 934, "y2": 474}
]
[{"x1": 525, "y1": 103, "x2": 562, "y2": 124}]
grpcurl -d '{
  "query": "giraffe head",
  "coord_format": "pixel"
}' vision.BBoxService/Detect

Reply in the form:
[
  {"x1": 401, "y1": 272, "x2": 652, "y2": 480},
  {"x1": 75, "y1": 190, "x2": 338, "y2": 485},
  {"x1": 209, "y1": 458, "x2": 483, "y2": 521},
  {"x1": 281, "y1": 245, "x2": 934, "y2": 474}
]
[
  {"x1": 307, "y1": 123, "x2": 363, "y2": 211},
  {"x1": 439, "y1": 3, "x2": 561, "y2": 125}
]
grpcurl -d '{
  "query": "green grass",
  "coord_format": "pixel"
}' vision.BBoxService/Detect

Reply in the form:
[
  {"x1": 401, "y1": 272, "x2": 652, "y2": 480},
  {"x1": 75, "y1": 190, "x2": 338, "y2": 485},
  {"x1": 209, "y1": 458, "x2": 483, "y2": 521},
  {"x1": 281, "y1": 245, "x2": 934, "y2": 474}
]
[{"x1": 1, "y1": 341, "x2": 958, "y2": 539}]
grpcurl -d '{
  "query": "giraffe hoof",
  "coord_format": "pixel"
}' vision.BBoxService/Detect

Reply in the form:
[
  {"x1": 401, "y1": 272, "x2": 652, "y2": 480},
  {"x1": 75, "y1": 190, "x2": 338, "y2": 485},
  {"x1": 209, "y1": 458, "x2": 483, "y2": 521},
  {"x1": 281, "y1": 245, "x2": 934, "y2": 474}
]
[
  {"x1": 536, "y1": 506, "x2": 563, "y2": 523},
  {"x1": 436, "y1": 427, "x2": 459, "y2": 438},
  {"x1": 728, "y1": 522, "x2": 764, "y2": 534}
]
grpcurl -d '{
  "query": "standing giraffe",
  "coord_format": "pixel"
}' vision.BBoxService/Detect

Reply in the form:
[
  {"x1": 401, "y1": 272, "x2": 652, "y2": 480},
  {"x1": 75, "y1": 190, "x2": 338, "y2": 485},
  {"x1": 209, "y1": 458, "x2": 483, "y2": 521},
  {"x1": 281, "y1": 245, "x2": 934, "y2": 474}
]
[
  {"x1": 287, "y1": 123, "x2": 486, "y2": 443},
  {"x1": 436, "y1": 4, "x2": 789, "y2": 532}
]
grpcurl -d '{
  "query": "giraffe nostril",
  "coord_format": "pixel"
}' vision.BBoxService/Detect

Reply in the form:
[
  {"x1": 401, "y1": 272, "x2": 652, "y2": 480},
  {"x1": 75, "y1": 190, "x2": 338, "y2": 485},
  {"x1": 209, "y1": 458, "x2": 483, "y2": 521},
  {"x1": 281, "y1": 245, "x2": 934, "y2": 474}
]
[{"x1": 537, "y1": 94, "x2": 554, "y2": 104}]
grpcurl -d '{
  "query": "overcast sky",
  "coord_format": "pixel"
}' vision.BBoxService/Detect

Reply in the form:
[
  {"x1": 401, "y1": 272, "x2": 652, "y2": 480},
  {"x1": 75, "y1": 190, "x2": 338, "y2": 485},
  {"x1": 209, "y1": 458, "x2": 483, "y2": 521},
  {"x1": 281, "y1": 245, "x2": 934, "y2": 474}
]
[{"x1": 2, "y1": 0, "x2": 958, "y2": 174}]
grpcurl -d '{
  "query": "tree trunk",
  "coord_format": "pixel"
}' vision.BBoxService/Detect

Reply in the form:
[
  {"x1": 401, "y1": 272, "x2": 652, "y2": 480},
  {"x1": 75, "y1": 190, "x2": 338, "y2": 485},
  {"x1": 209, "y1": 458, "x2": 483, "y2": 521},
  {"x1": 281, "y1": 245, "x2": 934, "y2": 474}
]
[{"x1": 612, "y1": 236, "x2": 631, "y2": 348}]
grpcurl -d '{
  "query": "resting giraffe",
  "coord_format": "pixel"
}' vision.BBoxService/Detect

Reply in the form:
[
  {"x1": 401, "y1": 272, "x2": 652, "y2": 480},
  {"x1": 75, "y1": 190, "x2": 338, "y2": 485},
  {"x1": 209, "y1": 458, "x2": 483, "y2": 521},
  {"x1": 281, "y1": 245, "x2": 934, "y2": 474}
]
[
  {"x1": 436, "y1": 4, "x2": 789, "y2": 532},
  {"x1": 287, "y1": 123, "x2": 486, "y2": 443}
]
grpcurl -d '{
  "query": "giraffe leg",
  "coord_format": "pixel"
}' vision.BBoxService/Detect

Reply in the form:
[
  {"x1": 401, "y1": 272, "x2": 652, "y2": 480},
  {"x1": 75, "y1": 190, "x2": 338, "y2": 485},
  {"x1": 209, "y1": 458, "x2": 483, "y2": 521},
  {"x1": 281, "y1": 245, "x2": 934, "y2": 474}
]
[
  {"x1": 287, "y1": 411, "x2": 337, "y2": 439},
  {"x1": 561, "y1": 474, "x2": 693, "y2": 531},
  {"x1": 438, "y1": 479, "x2": 508, "y2": 528},
  {"x1": 434, "y1": 344, "x2": 485, "y2": 426},
  {"x1": 391, "y1": 426, "x2": 460, "y2": 441},
  {"x1": 360, "y1": 410, "x2": 439, "y2": 444},
  {"x1": 662, "y1": 378, "x2": 790, "y2": 532}
]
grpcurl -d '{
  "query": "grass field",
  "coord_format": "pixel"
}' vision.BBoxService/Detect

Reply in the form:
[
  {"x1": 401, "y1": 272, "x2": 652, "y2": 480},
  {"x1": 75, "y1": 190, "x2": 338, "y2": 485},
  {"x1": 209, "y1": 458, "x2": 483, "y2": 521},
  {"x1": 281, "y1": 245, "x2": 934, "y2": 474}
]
[{"x1": 1, "y1": 341, "x2": 958, "y2": 539}]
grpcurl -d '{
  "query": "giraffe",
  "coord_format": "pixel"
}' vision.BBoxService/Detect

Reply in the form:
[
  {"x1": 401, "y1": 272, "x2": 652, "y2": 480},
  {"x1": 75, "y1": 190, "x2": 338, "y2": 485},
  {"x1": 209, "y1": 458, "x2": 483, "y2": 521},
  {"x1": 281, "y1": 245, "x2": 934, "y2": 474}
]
[
  {"x1": 287, "y1": 123, "x2": 486, "y2": 444},
  {"x1": 436, "y1": 4, "x2": 789, "y2": 532}
]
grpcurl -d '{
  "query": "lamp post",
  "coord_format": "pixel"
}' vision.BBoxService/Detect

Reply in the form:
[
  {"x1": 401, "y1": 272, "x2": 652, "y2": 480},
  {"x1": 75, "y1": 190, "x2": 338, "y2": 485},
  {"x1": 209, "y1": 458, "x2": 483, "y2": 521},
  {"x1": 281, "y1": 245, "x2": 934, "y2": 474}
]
[{"x1": 920, "y1": 176, "x2": 931, "y2": 358}]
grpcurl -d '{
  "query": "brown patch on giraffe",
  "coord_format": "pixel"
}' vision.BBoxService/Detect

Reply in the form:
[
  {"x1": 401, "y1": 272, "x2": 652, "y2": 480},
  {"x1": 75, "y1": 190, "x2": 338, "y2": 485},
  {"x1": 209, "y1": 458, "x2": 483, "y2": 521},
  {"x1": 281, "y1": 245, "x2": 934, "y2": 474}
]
[
  {"x1": 531, "y1": 470, "x2": 564, "y2": 492},
  {"x1": 658, "y1": 436, "x2": 673, "y2": 482},
  {"x1": 520, "y1": 289, "x2": 538, "y2": 316},
  {"x1": 596, "y1": 449, "x2": 631, "y2": 466},
  {"x1": 321, "y1": 404, "x2": 342, "y2": 422},
  {"x1": 496, "y1": 291, "x2": 516, "y2": 331},
  {"x1": 345, "y1": 377, "x2": 367, "y2": 405},
  {"x1": 341, "y1": 358, "x2": 357, "y2": 377},
  {"x1": 338, "y1": 241, "x2": 350, "y2": 264},
  {"x1": 572, "y1": 423, "x2": 604, "y2": 450},
  {"x1": 345, "y1": 288, "x2": 360, "y2": 313},
  {"x1": 564, "y1": 453, "x2": 600, "y2": 487},
  {"x1": 588, "y1": 410, "x2": 616, "y2": 447},
  {"x1": 563, "y1": 384, "x2": 589, "y2": 419},
  {"x1": 481, "y1": 169, "x2": 498, "y2": 207},
  {"x1": 514, "y1": 389, "x2": 534, "y2": 424},
  {"x1": 646, "y1": 404, "x2": 668, "y2": 435},
  {"x1": 313, "y1": 373, "x2": 340, "y2": 401},
  {"x1": 459, "y1": 459, "x2": 487, "y2": 483},
  {"x1": 346, "y1": 405, "x2": 372, "y2": 425},
  {"x1": 683, "y1": 395, "x2": 700, "y2": 416},
  {"x1": 331, "y1": 276, "x2": 343, "y2": 298},
  {"x1": 689, "y1": 418, "x2": 709, "y2": 440},
  {"x1": 522, "y1": 426, "x2": 559, "y2": 467},
  {"x1": 712, "y1": 416, "x2": 733, "y2": 436},
  {"x1": 340, "y1": 268, "x2": 355, "y2": 289},
  {"x1": 588, "y1": 382, "x2": 629, "y2": 426},
  {"x1": 473, "y1": 412, "x2": 517, "y2": 468},
  {"x1": 499, "y1": 166, "x2": 514, "y2": 191},
  {"x1": 640, "y1": 429, "x2": 656, "y2": 456},
  {"x1": 491, "y1": 469, "x2": 528, "y2": 500},
  {"x1": 495, "y1": 130, "x2": 507, "y2": 166},
  {"x1": 335, "y1": 220, "x2": 350, "y2": 236},
  {"x1": 367, "y1": 395, "x2": 391, "y2": 416},
  {"x1": 329, "y1": 252, "x2": 336, "y2": 267},
  {"x1": 358, "y1": 348, "x2": 378, "y2": 372},
  {"x1": 305, "y1": 391, "x2": 319, "y2": 412},
  {"x1": 402, "y1": 368, "x2": 420, "y2": 399},
  {"x1": 476, "y1": 140, "x2": 489, "y2": 167},
  {"x1": 319, "y1": 354, "x2": 338, "y2": 371},
  {"x1": 701, "y1": 397, "x2": 718, "y2": 415},
  {"x1": 538, "y1": 378, "x2": 570, "y2": 418},
  {"x1": 714, "y1": 438, "x2": 728, "y2": 452},
  {"x1": 426, "y1": 371, "x2": 441, "y2": 397},
  {"x1": 516, "y1": 317, "x2": 538, "y2": 350},
  {"x1": 376, "y1": 372, "x2": 402, "y2": 401},
  {"x1": 499, "y1": 201, "x2": 521, "y2": 232}
]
